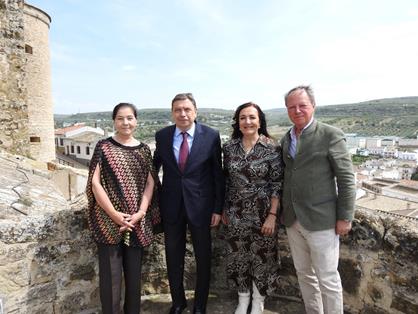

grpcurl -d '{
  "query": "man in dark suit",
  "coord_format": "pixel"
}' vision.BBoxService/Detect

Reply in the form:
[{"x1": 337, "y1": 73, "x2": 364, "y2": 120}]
[
  {"x1": 280, "y1": 85, "x2": 356, "y2": 314},
  {"x1": 153, "y1": 93, "x2": 225, "y2": 314}
]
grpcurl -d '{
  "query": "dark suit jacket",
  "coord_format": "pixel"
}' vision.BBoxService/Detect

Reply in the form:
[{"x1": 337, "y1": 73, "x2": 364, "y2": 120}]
[
  {"x1": 153, "y1": 123, "x2": 225, "y2": 227},
  {"x1": 280, "y1": 120, "x2": 356, "y2": 231}
]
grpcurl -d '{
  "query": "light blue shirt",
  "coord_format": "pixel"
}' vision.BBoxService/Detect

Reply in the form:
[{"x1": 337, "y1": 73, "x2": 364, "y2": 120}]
[
  {"x1": 289, "y1": 117, "x2": 314, "y2": 158},
  {"x1": 173, "y1": 123, "x2": 195, "y2": 163}
]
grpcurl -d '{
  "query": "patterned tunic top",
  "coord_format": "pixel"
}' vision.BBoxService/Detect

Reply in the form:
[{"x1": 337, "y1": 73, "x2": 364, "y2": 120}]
[
  {"x1": 222, "y1": 134, "x2": 284, "y2": 295},
  {"x1": 86, "y1": 137, "x2": 160, "y2": 247}
]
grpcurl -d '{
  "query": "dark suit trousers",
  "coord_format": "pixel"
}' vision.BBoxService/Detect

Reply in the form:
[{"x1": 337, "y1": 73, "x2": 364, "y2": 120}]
[{"x1": 163, "y1": 202, "x2": 212, "y2": 310}]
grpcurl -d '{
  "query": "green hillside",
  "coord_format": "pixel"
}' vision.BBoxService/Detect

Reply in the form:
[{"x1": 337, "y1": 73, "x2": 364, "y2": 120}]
[
  {"x1": 314, "y1": 97, "x2": 418, "y2": 138},
  {"x1": 55, "y1": 97, "x2": 418, "y2": 140},
  {"x1": 265, "y1": 97, "x2": 418, "y2": 138}
]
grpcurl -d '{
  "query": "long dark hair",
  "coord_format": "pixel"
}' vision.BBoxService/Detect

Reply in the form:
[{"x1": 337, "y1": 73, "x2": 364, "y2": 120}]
[{"x1": 231, "y1": 102, "x2": 270, "y2": 139}]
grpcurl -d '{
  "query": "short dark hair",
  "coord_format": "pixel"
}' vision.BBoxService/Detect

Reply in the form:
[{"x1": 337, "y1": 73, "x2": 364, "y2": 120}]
[
  {"x1": 231, "y1": 102, "x2": 270, "y2": 139},
  {"x1": 112, "y1": 103, "x2": 137, "y2": 120},
  {"x1": 171, "y1": 93, "x2": 197, "y2": 109},
  {"x1": 284, "y1": 85, "x2": 316, "y2": 107}
]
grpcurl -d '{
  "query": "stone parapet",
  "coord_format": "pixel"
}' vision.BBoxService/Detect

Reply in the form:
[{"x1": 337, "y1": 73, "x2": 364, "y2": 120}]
[{"x1": 0, "y1": 150, "x2": 417, "y2": 313}]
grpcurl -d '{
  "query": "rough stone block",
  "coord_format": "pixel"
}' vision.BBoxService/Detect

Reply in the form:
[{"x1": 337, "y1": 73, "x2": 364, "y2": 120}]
[
  {"x1": 26, "y1": 282, "x2": 57, "y2": 305},
  {"x1": 390, "y1": 291, "x2": 418, "y2": 314},
  {"x1": 339, "y1": 258, "x2": 363, "y2": 295}
]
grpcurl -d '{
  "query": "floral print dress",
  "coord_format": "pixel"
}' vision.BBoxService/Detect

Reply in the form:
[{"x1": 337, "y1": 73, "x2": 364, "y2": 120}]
[{"x1": 222, "y1": 134, "x2": 284, "y2": 295}]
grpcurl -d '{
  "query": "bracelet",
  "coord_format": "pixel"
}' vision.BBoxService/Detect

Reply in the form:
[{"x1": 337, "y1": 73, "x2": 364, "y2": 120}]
[{"x1": 268, "y1": 212, "x2": 277, "y2": 217}]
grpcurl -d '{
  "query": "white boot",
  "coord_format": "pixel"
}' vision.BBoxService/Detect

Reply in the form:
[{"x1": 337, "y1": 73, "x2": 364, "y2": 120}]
[
  {"x1": 234, "y1": 291, "x2": 250, "y2": 314},
  {"x1": 251, "y1": 281, "x2": 265, "y2": 314}
]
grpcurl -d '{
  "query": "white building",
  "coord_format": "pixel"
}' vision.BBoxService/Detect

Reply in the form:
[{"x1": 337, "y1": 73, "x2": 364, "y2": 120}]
[
  {"x1": 399, "y1": 138, "x2": 418, "y2": 148},
  {"x1": 62, "y1": 131, "x2": 104, "y2": 166},
  {"x1": 55, "y1": 123, "x2": 86, "y2": 152},
  {"x1": 396, "y1": 151, "x2": 418, "y2": 161},
  {"x1": 365, "y1": 138, "x2": 382, "y2": 149},
  {"x1": 55, "y1": 124, "x2": 105, "y2": 166},
  {"x1": 381, "y1": 137, "x2": 397, "y2": 147}
]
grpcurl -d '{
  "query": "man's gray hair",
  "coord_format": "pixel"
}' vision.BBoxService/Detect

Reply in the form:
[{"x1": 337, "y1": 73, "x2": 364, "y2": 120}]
[{"x1": 284, "y1": 85, "x2": 316, "y2": 107}]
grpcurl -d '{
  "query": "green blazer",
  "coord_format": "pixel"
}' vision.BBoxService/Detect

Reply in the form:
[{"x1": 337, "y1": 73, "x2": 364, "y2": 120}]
[{"x1": 280, "y1": 120, "x2": 356, "y2": 231}]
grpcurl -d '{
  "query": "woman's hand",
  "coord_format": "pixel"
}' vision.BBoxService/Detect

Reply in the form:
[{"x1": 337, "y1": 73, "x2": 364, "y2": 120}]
[
  {"x1": 131, "y1": 210, "x2": 147, "y2": 225},
  {"x1": 261, "y1": 214, "x2": 276, "y2": 236},
  {"x1": 118, "y1": 210, "x2": 146, "y2": 232},
  {"x1": 221, "y1": 211, "x2": 229, "y2": 225},
  {"x1": 110, "y1": 211, "x2": 134, "y2": 232}
]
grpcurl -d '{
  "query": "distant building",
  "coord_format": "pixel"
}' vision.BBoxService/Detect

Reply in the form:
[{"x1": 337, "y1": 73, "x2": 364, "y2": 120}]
[
  {"x1": 357, "y1": 148, "x2": 370, "y2": 156},
  {"x1": 55, "y1": 124, "x2": 105, "y2": 166},
  {"x1": 381, "y1": 137, "x2": 397, "y2": 147},
  {"x1": 399, "y1": 138, "x2": 418, "y2": 148},
  {"x1": 397, "y1": 150, "x2": 418, "y2": 161},
  {"x1": 365, "y1": 138, "x2": 382, "y2": 149},
  {"x1": 361, "y1": 177, "x2": 418, "y2": 204},
  {"x1": 55, "y1": 123, "x2": 86, "y2": 153},
  {"x1": 346, "y1": 134, "x2": 365, "y2": 149}
]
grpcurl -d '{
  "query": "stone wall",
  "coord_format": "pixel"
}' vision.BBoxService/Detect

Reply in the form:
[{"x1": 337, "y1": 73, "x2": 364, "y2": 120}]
[
  {"x1": 0, "y1": 1, "x2": 55, "y2": 162},
  {"x1": 1, "y1": 151, "x2": 417, "y2": 313},
  {"x1": 212, "y1": 209, "x2": 418, "y2": 314},
  {"x1": 0, "y1": 0, "x2": 30, "y2": 157},
  {"x1": 0, "y1": 151, "x2": 98, "y2": 313}
]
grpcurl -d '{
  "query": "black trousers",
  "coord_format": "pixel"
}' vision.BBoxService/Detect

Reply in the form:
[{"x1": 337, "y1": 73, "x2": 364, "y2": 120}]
[
  {"x1": 97, "y1": 241, "x2": 144, "y2": 314},
  {"x1": 163, "y1": 205, "x2": 212, "y2": 310}
]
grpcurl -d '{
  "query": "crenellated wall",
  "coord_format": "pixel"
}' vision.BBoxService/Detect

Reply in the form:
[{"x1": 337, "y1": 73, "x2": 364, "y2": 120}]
[{"x1": 0, "y1": 151, "x2": 417, "y2": 313}]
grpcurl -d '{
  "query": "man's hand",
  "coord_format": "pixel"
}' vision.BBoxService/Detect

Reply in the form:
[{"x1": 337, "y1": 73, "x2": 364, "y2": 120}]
[
  {"x1": 335, "y1": 220, "x2": 352, "y2": 236},
  {"x1": 211, "y1": 213, "x2": 221, "y2": 227},
  {"x1": 261, "y1": 214, "x2": 276, "y2": 236}
]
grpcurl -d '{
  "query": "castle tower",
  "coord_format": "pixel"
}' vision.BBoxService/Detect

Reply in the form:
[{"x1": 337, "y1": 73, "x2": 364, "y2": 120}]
[
  {"x1": 0, "y1": 0, "x2": 29, "y2": 156},
  {"x1": 0, "y1": 1, "x2": 55, "y2": 162},
  {"x1": 23, "y1": 3, "x2": 55, "y2": 162}
]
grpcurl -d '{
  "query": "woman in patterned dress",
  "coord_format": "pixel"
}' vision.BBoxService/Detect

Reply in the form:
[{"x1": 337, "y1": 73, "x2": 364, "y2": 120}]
[
  {"x1": 222, "y1": 102, "x2": 284, "y2": 314},
  {"x1": 86, "y1": 103, "x2": 160, "y2": 314}
]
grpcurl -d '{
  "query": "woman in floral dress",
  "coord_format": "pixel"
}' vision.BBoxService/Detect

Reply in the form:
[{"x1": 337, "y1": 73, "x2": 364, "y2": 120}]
[{"x1": 222, "y1": 102, "x2": 284, "y2": 314}]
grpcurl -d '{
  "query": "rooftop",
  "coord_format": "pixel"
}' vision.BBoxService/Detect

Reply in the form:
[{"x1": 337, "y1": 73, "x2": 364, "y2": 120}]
[{"x1": 55, "y1": 123, "x2": 86, "y2": 136}]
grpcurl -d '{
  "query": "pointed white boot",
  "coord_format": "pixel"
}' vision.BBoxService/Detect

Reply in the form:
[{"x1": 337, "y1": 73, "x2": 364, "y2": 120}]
[
  {"x1": 234, "y1": 291, "x2": 250, "y2": 314},
  {"x1": 251, "y1": 281, "x2": 265, "y2": 314}
]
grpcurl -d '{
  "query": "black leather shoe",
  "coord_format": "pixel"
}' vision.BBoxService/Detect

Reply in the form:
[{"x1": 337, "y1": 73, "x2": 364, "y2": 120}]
[
  {"x1": 193, "y1": 308, "x2": 206, "y2": 314},
  {"x1": 168, "y1": 304, "x2": 187, "y2": 314}
]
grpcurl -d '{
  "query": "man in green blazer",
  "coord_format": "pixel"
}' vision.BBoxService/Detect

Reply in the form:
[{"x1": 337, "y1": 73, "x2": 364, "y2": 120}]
[{"x1": 280, "y1": 85, "x2": 356, "y2": 314}]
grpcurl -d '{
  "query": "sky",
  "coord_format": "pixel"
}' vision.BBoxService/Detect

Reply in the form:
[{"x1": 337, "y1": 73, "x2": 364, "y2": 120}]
[{"x1": 28, "y1": 0, "x2": 418, "y2": 114}]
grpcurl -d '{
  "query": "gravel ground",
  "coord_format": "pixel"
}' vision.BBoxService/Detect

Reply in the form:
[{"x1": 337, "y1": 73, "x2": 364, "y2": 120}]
[{"x1": 141, "y1": 290, "x2": 305, "y2": 314}]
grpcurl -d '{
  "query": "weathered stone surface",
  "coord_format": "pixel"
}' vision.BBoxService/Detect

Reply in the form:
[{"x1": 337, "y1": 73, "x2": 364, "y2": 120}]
[
  {"x1": 391, "y1": 290, "x2": 418, "y2": 314},
  {"x1": 0, "y1": 0, "x2": 29, "y2": 157},
  {"x1": 0, "y1": 151, "x2": 100, "y2": 314},
  {"x1": 367, "y1": 283, "x2": 384, "y2": 302},
  {"x1": 359, "y1": 305, "x2": 391, "y2": 314},
  {"x1": 1, "y1": 150, "x2": 418, "y2": 313},
  {"x1": 342, "y1": 210, "x2": 385, "y2": 250},
  {"x1": 339, "y1": 258, "x2": 363, "y2": 295}
]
